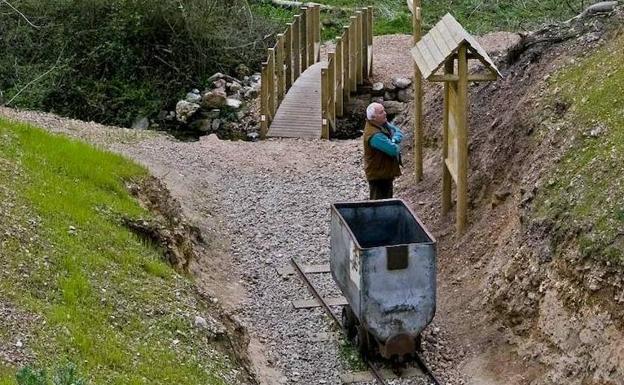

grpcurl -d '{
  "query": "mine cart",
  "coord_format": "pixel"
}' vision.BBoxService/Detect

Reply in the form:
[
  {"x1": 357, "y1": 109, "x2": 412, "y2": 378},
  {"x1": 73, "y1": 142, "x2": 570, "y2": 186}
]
[{"x1": 330, "y1": 199, "x2": 436, "y2": 361}]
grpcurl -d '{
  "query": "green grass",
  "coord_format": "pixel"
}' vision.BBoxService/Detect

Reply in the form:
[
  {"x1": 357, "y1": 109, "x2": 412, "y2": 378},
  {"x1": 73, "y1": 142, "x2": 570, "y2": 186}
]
[
  {"x1": 337, "y1": 338, "x2": 367, "y2": 371},
  {"x1": 255, "y1": 0, "x2": 589, "y2": 38},
  {"x1": 533, "y1": 29, "x2": 624, "y2": 263},
  {"x1": 0, "y1": 120, "x2": 238, "y2": 384}
]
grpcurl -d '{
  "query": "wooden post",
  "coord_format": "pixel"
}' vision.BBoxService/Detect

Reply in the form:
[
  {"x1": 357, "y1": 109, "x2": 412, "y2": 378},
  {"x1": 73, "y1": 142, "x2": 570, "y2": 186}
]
[
  {"x1": 349, "y1": 17, "x2": 357, "y2": 92},
  {"x1": 267, "y1": 48, "x2": 276, "y2": 117},
  {"x1": 367, "y1": 6, "x2": 373, "y2": 77},
  {"x1": 413, "y1": 3, "x2": 423, "y2": 181},
  {"x1": 335, "y1": 37, "x2": 344, "y2": 117},
  {"x1": 314, "y1": 5, "x2": 321, "y2": 62},
  {"x1": 301, "y1": 7, "x2": 308, "y2": 71},
  {"x1": 307, "y1": 6, "x2": 315, "y2": 66},
  {"x1": 276, "y1": 34, "x2": 285, "y2": 105},
  {"x1": 456, "y1": 44, "x2": 469, "y2": 233},
  {"x1": 343, "y1": 26, "x2": 351, "y2": 101},
  {"x1": 355, "y1": 11, "x2": 363, "y2": 85},
  {"x1": 442, "y1": 58, "x2": 453, "y2": 214},
  {"x1": 361, "y1": 8, "x2": 369, "y2": 79},
  {"x1": 321, "y1": 67, "x2": 329, "y2": 139},
  {"x1": 328, "y1": 52, "x2": 336, "y2": 135},
  {"x1": 260, "y1": 62, "x2": 269, "y2": 138},
  {"x1": 293, "y1": 16, "x2": 301, "y2": 80},
  {"x1": 285, "y1": 24, "x2": 293, "y2": 91}
]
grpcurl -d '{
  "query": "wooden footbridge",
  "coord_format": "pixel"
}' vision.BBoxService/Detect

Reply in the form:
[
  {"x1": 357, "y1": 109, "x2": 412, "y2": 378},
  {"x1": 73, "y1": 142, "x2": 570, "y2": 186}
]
[{"x1": 260, "y1": 5, "x2": 373, "y2": 139}]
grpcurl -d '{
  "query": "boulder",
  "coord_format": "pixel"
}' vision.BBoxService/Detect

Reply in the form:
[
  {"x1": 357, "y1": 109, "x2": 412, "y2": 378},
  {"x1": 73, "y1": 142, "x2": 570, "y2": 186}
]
[
  {"x1": 198, "y1": 119, "x2": 213, "y2": 132},
  {"x1": 185, "y1": 91, "x2": 201, "y2": 104},
  {"x1": 244, "y1": 87, "x2": 259, "y2": 99},
  {"x1": 175, "y1": 100, "x2": 200, "y2": 123},
  {"x1": 229, "y1": 81, "x2": 243, "y2": 92},
  {"x1": 384, "y1": 91, "x2": 396, "y2": 101},
  {"x1": 392, "y1": 77, "x2": 412, "y2": 89},
  {"x1": 382, "y1": 100, "x2": 406, "y2": 116},
  {"x1": 211, "y1": 119, "x2": 221, "y2": 131},
  {"x1": 213, "y1": 78, "x2": 227, "y2": 89},
  {"x1": 226, "y1": 98, "x2": 242, "y2": 109},
  {"x1": 385, "y1": 82, "x2": 397, "y2": 92},
  {"x1": 207, "y1": 72, "x2": 224, "y2": 84},
  {"x1": 371, "y1": 82, "x2": 384, "y2": 96},
  {"x1": 201, "y1": 89, "x2": 227, "y2": 108},
  {"x1": 397, "y1": 89, "x2": 413, "y2": 103}
]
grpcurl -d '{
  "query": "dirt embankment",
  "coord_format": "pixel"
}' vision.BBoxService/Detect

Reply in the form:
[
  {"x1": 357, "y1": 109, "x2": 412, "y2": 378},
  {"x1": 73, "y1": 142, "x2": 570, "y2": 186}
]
[{"x1": 396, "y1": 7, "x2": 624, "y2": 385}]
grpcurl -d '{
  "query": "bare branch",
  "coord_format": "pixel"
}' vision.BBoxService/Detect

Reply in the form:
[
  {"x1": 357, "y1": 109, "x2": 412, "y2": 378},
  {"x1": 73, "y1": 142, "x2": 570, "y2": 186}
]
[
  {"x1": 1, "y1": 0, "x2": 40, "y2": 29},
  {"x1": 6, "y1": 51, "x2": 64, "y2": 106}
]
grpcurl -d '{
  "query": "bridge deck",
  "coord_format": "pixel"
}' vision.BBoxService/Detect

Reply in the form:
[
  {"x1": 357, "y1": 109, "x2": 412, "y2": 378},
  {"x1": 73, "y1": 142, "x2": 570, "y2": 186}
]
[{"x1": 267, "y1": 61, "x2": 326, "y2": 139}]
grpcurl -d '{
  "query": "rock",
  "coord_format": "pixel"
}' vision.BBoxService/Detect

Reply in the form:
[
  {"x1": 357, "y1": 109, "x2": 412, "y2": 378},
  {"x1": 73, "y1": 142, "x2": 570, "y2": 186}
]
[
  {"x1": 211, "y1": 119, "x2": 221, "y2": 131},
  {"x1": 244, "y1": 87, "x2": 259, "y2": 99},
  {"x1": 371, "y1": 82, "x2": 384, "y2": 96},
  {"x1": 213, "y1": 78, "x2": 227, "y2": 89},
  {"x1": 385, "y1": 82, "x2": 397, "y2": 92},
  {"x1": 371, "y1": 96, "x2": 384, "y2": 104},
  {"x1": 176, "y1": 100, "x2": 201, "y2": 122},
  {"x1": 206, "y1": 109, "x2": 221, "y2": 119},
  {"x1": 194, "y1": 316, "x2": 208, "y2": 329},
  {"x1": 185, "y1": 91, "x2": 201, "y2": 104},
  {"x1": 250, "y1": 73, "x2": 261, "y2": 83},
  {"x1": 207, "y1": 72, "x2": 224, "y2": 84},
  {"x1": 198, "y1": 119, "x2": 213, "y2": 132},
  {"x1": 201, "y1": 90, "x2": 227, "y2": 109},
  {"x1": 382, "y1": 100, "x2": 405, "y2": 116},
  {"x1": 397, "y1": 89, "x2": 413, "y2": 102},
  {"x1": 247, "y1": 132, "x2": 259, "y2": 141},
  {"x1": 384, "y1": 91, "x2": 396, "y2": 101},
  {"x1": 226, "y1": 98, "x2": 242, "y2": 109},
  {"x1": 392, "y1": 77, "x2": 412, "y2": 89},
  {"x1": 582, "y1": 1, "x2": 617, "y2": 16},
  {"x1": 228, "y1": 81, "x2": 243, "y2": 92},
  {"x1": 131, "y1": 116, "x2": 149, "y2": 130},
  {"x1": 157, "y1": 110, "x2": 168, "y2": 120}
]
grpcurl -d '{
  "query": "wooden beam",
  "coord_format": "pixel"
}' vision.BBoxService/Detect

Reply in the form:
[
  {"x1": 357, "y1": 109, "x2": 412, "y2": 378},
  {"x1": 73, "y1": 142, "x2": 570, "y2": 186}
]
[
  {"x1": 260, "y1": 62, "x2": 269, "y2": 138},
  {"x1": 429, "y1": 74, "x2": 460, "y2": 82},
  {"x1": 321, "y1": 67, "x2": 329, "y2": 139},
  {"x1": 285, "y1": 24, "x2": 293, "y2": 91},
  {"x1": 442, "y1": 58, "x2": 453, "y2": 214},
  {"x1": 349, "y1": 17, "x2": 357, "y2": 92},
  {"x1": 335, "y1": 37, "x2": 344, "y2": 117},
  {"x1": 327, "y1": 51, "x2": 336, "y2": 136},
  {"x1": 342, "y1": 27, "x2": 351, "y2": 102},
  {"x1": 314, "y1": 4, "x2": 321, "y2": 62},
  {"x1": 292, "y1": 16, "x2": 301, "y2": 80},
  {"x1": 413, "y1": 1, "x2": 423, "y2": 182},
  {"x1": 361, "y1": 8, "x2": 369, "y2": 79},
  {"x1": 367, "y1": 6, "x2": 373, "y2": 76},
  {"x1": 276, "y1": 33, "x2": 285, "y2": 105},
  {"x1": 456, "y1": 43, "x2": 469, "y2": 233},
  {"x1": 267, "y1": 48, "x2": 276, "y2": 117},
  {"x1": 300, "y1": 7, "x2": 308, "y2": 71},
  {"x1": 307, "y1": 6, "x2": 315, "y2": 66},
  {"x1": 355, "y1": 11, "x2": 363, "y2": 85}
]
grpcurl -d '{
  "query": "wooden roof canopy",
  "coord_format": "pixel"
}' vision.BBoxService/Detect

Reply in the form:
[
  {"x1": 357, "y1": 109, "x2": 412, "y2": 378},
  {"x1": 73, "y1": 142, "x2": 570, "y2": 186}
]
[{"x1": 410, "y1": 13, "x2": 502, "y2": 81}]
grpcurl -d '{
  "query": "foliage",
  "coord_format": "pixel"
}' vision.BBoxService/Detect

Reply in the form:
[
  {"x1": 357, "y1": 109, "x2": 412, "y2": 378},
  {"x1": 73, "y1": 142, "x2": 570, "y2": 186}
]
[
  {"x1": 0, "y1": 120, "x2": 236, "y2": 384},
  {"x1": 15, "y1": 364, "x2": 87, "y2": 385},
  {"x1": 0, "y1": 0, "x2": 282, "y2": 127},
  {"x1": 533, "y1": 28, "x2": 624, "y2": 263}
]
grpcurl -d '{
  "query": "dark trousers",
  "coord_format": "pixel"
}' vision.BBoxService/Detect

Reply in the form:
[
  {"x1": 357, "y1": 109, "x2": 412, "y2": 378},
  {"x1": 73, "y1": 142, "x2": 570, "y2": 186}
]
[{"x1": 368, "y1": 179, "x2": 394, "y2": 200}]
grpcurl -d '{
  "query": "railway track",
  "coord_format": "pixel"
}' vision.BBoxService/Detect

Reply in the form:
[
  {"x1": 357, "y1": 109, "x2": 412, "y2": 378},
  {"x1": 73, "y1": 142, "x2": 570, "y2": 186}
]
[{"x1": 291, "y1": 258, "x2": 442, "y2": 385}]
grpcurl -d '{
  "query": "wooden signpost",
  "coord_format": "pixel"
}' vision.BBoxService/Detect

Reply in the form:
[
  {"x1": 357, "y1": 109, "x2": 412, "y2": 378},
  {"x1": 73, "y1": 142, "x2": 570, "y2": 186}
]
[{"x1": 410, "y1": 13, "x2": 502, "y2": 233}]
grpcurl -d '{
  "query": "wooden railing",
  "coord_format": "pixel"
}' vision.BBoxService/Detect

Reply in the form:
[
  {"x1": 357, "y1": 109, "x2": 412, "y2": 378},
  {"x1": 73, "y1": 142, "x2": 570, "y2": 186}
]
[
  {"x1": 260, "y1": 5, "x2": 321, "y2": 138},
  {"x1": 321, "y1": 7, "x2": 373, "y2": 139}
]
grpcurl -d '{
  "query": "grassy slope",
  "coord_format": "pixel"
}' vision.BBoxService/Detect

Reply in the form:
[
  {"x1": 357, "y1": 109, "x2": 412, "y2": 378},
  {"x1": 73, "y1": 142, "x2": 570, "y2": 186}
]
[
  {"x1": 253, "y1": 0, "x2": 587, "y2": 38},
  {"x1": 0, "y1": 120, "x2": 236, "y2": 384},
  {"x1": 534, "y1": 28, "x2": 624, "y2": 263}
]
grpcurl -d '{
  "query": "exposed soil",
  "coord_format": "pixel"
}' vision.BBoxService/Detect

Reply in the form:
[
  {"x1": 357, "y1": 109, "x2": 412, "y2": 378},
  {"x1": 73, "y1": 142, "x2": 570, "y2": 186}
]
[{"x1": 1, "y1": 7, "x2": 623, "y2": 385}]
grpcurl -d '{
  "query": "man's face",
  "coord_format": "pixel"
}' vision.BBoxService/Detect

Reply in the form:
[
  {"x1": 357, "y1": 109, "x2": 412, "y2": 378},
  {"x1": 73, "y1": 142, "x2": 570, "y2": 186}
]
[{"x1": 372, "y1": 106, "x2": 387, "y2": 125}]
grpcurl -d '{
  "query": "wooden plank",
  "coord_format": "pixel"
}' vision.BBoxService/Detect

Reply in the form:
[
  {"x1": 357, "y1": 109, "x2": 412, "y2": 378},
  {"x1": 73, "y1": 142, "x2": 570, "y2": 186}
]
[
  {"x1": 412, "y1": 0, "x2": 423, "y2": 182},
  {"x1": 327, "y1": 52, "x2": 336, "y2": 136},
  {"x1": 349, "y1": 17, "x2": 357, "y2": 92},
  {"x1": 276, "y1": 33, "x2": 286, "y2": 105},
  {"x1": 285, "y1": 24, "x2": 293, "y2": 91},
  {"x1": 314, "y1": 4, "x2": 321, "y2": 61},
  {"x1": 429, "y1": 74, "x2": 460, "y2": 82},
  {"x1": 307, "y1": 6, "x2": 315, "y2": 66},
  {"x1": 321, "y1": 66, "x2": 329, "y2": 139},
  {"x1": 335, "y1": 37, "x2": 344, "y2": 117},
  {"x1": 267, "y1": 48, "x2": 276, "y2": 117},
  {"x1": 342, "y1": 27, "x2": 351, "y2": 100},
  {"x1": 277, "y1": 264, "x2": 330, "y2": 276},
  {"x1": 361, "y1": 8, "x2": 368, "y2": 79},
  {"x1": 456, "y1": 43, "x2": 469, "y2": 233},
  {"x1": 292, "y1": 296, "x2": 347, "y2": 309},
  {"x1": 293, "y1": 16, "x2": 301, "y2": 80},
  {"x1": 355, "y1": 11, "x2": 363, "y2": 85},
  {"x1": 260, "y1": 63, "x2": 269, "y2": 137},
  {"x1": 301, "y1": 7, "x2": 309, "y2": 71},
  {"x1": 341, "y1": 367, "x2": 424, "y2": 384},
  {"x1": 367, "y1": 6, "x2": 373, "y2": 76},
  {"x1": 442, "y1": 58, "x2": 453, "y2": 214}
]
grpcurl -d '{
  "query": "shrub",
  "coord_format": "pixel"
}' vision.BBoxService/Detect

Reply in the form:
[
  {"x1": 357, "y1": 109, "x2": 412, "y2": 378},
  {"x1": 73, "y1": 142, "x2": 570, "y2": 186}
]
[{"x1": 0, "y1": 0, "x2": 281, "y2": 127}]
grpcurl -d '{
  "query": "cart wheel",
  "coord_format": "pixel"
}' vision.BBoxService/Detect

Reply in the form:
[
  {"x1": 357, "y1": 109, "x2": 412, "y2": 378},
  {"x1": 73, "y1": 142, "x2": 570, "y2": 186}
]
[
  {"x1": 341, "y1": 305, "x2": 356, "y2": 339},
  {"x1": 354, "y1": 325, "x2": 369, "y2": 359}
]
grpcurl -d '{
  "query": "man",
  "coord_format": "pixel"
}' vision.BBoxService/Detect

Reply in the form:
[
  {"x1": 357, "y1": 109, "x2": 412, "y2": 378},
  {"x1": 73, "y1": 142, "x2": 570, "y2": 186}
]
[{"x1": 363, "y1": 102, "x2": 404, "y2": 200}]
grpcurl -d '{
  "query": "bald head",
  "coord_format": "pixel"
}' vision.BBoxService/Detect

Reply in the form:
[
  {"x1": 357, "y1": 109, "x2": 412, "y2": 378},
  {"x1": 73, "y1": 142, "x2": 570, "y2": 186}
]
[{"x1": 366, "y1": 102, "x2": 387, "y2": 126}]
